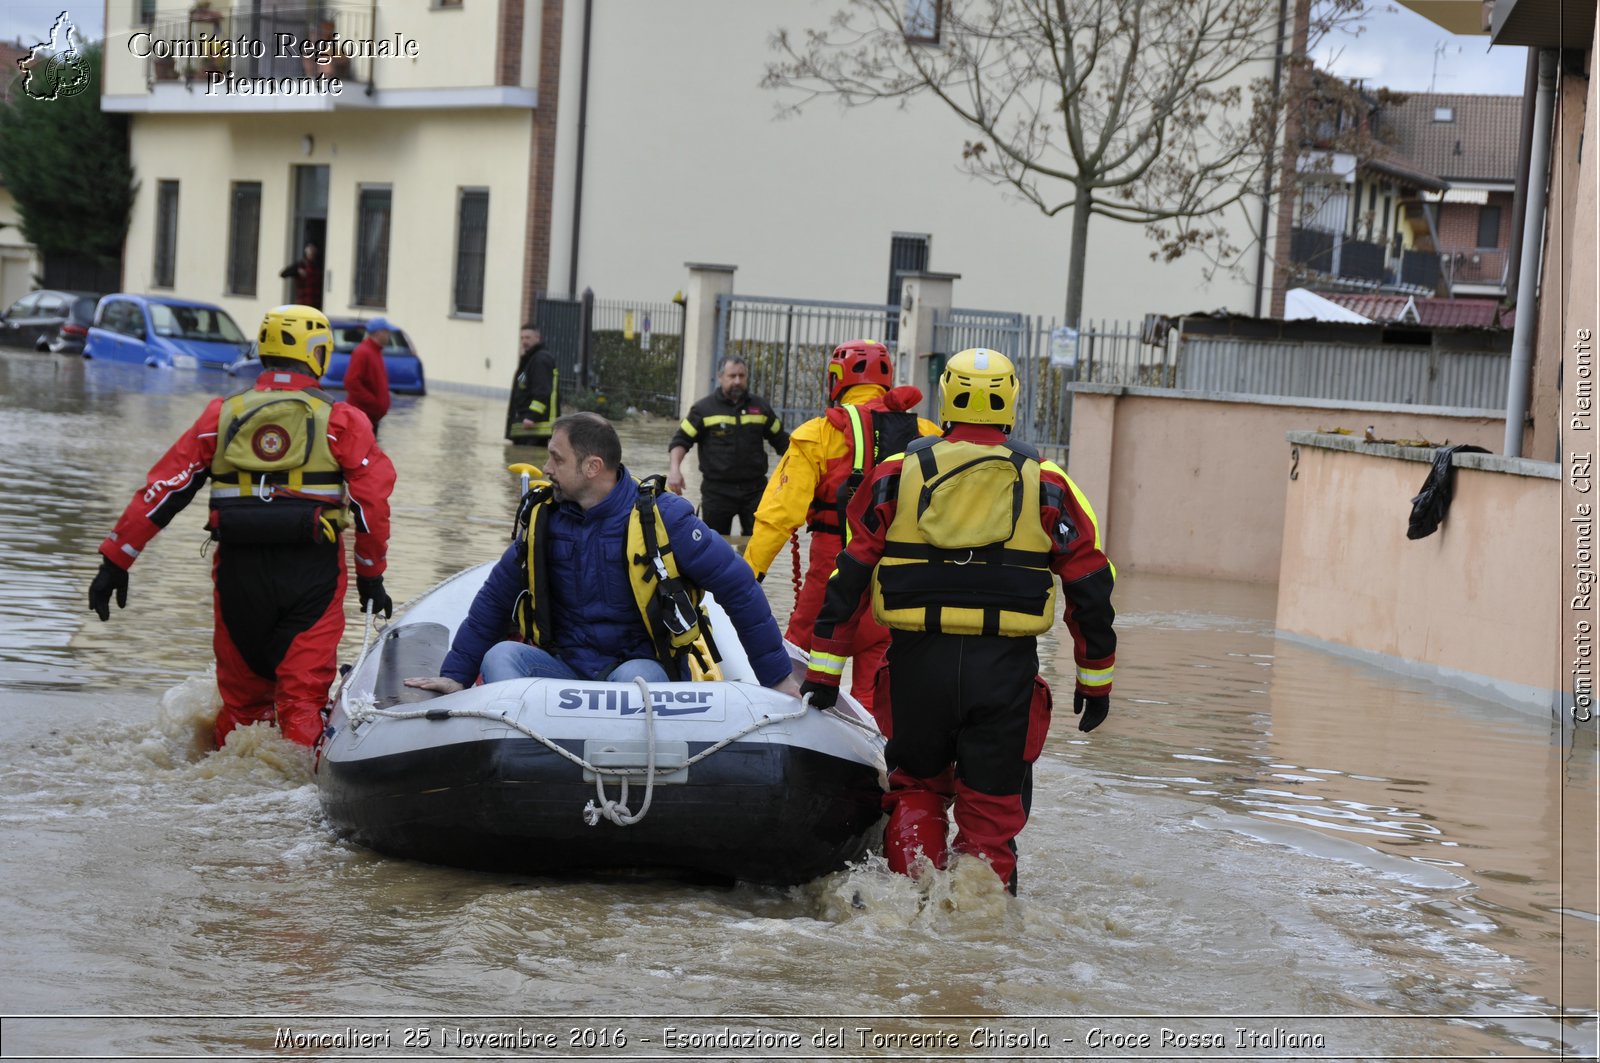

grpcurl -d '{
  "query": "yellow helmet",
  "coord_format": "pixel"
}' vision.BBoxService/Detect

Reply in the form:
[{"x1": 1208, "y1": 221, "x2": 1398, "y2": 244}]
[
  {"x1": 257, "y1": 304, "x2": 333, "y2": 377},
  {"x1": 939, "y1": 348, "x2": 1019, "y2": 427}
]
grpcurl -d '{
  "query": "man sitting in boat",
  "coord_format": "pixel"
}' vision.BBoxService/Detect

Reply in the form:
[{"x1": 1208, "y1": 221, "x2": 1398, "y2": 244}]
[{"x1": 405, "y1": 412, "x2": 803, "y2": 696}]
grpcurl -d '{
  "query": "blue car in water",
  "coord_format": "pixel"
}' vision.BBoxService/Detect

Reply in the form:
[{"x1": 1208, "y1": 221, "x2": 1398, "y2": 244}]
[
  {"x1": 83, "y1": 294, "x2": 252, "y2": 369},
  {"x1": 228, "y1": 316, "x2": 426, "y2": 395},
  {"x1": 321, "y1": 318, "x2": 426, "y2": 395}
]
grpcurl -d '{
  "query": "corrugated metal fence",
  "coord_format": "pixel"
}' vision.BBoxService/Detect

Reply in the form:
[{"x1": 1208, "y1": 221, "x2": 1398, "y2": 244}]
[{"x1": 1175, "y1": 336, "x2": 1510, "y2": 408}]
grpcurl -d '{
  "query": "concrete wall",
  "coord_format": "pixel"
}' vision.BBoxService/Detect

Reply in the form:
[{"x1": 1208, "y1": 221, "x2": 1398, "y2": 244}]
[
  {"x1": 546, "y1": 0, "x2": 1269, "y2": 323},
  {"x1": 1529, "y1": 43, "x2": 1597, "y2": 463},
  {"x1": 120, "y1": 109, "x2": 533, "y2": 390},
  {"x1": 1066, "y1": 384, "x2": 1507, "y2": 583},
  {"x1": 0, "y1": 184, "x2": 38, "y2": 310},
  {"x1": 1276, "y1": 433, "x2": 1562, "y2": 711}
]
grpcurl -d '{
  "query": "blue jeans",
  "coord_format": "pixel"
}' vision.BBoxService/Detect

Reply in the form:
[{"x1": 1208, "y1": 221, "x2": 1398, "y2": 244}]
[{"x1": 480, "y1": 641, "x2": 669, "y2": 685}]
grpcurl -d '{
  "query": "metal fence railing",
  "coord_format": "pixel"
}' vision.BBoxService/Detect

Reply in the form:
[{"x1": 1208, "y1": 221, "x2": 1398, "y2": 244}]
[
  {"x1": 714, "y1": 294, "x2": 900, "y2": 427},
  {"x1": 533, "y1": 290, "x2": 684, "y2": 418},
  {"x1": 140, "y1": 3, "x2": 375, "y2": 88},
  {"x1": 932, "y1": 312, "x2": 1158, "y2": 464}
]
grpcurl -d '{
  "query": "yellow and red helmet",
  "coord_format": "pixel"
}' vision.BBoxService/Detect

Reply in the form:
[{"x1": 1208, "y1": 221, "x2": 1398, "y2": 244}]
[
  {"x1": 257, "y1": 304, "x2": 333, "y2": 377},
  {"x1": 939, "y1": 348, "x2": 1019, "y2": 428},
  {"x1": 827, "y1": 339, "x2": 893, "y2": 403}
]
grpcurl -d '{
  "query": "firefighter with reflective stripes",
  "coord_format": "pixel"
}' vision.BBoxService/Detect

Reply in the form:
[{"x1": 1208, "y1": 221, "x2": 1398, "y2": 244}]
[
  {"x1": 666, "y1": 356, "x2": 789, "y2": 535},
  {"x1": 799, "y1": 348, "x2": 1116, "y2": 893},
  {"x1": 743, "y1": 339, "x2": 940, "y2": 723},
  {"x1": 88, "y1": 305, "x2": 396, "y2": 749}
]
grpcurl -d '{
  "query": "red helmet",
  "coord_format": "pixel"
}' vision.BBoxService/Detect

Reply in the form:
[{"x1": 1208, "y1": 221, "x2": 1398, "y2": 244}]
[{"x1": 827, "y1": 340, "x2": 892, "y2": 402}]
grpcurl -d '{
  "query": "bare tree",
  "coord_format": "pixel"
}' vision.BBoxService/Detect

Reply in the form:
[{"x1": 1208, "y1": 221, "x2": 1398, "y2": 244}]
[{"x1": 765, "y1": 0, "x2": 1364, "y2": 326}]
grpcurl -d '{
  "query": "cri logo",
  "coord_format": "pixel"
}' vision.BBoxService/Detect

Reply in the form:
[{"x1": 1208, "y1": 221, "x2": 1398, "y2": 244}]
[{"x1": 251, "y1": 424, "x2": 290, "y2": 462}]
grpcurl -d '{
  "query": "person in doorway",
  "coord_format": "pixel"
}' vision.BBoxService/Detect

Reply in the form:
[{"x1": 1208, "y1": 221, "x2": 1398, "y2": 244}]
[
  {"x1": 666, "y1": 356, "x2": 789, "y2": 536},
  {"x1": 799, "y1": 348, "x2": 1116, "y2": 893},
  {"x1": 406, "y1": 412, "x2": 800, "y2": 696},
  {"x1": 343, "y1": 317, "x2": 392, "y2": 438},
  {"x1": 743, "y1": 339, "x2": 940, "y2": 724},
  {"x1": 87, "y1": 304, "x2": 396, "y2": 749},
  {"x1": 506, "y1": 324, "x2": 559, "y2": 443},
  {"x1": 278, "y1": 243, "x2": 322, "y2": 309}
]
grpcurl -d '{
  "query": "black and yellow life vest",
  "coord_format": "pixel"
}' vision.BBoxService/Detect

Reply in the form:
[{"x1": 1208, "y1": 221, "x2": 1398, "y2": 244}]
[
  {"x1": 207, "y1": 386, "x2": 347, "y2": 544},
  {"x1": 871, "y1": 436, "x2": 1057, "y2": 636},
  {"x1": 506, "y1": 368, "x2": 560, "y2": 443},
  {"x1": 512, "y1": 474, "x2": 723, "y2": 680}
]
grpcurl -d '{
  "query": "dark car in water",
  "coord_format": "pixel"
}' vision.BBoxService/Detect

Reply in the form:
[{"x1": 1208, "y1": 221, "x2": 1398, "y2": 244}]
[
  {"x1": 0, "y1": 289, "x2": 101, "y2": 350},
  {"x1": 36, "y1": 294, "x2": 101, "y2": 355}
]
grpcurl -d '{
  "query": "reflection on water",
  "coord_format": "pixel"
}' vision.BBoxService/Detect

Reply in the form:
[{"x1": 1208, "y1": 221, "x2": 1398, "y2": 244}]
[{"x1": 0, "y1": 351, "x2": 1594, "y2": 1057}]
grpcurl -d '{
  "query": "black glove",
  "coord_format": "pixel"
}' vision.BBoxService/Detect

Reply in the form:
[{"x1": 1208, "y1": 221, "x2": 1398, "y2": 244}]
[
  {"x1": 1074, "y1": 690, "x2": 1109, "y2": 733},
  {"x1": 356, "y1": 575, "x2": 392, "y2": 619},
  {"x1": 800, "y1": 679, "x2": 838, "y2": 711},
  {"x1": 88, "y1": 558, "x2": 129, "y2": 622}
]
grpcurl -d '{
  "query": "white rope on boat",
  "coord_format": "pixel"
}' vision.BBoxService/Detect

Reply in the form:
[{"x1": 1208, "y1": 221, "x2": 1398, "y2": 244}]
[
  {"x1": 581, "y1": 676, "x2": 658, "y2": 827},
  {"x1": 345, "y1": 683, "x2": 812, "y2": 828}
]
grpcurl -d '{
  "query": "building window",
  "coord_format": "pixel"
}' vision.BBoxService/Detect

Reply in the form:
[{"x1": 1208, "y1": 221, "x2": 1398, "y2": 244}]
[
  {"x1": 1476, "y1": 204, "x2": 1502, "y2": 249},
  {"x1": 1432, "y1": 106, "x2": 1454, "y2": 122},
  {"x1": 353, "y1": 186, "x2": 392, "y2": 308},
  {"x1": 226, "y1": 181, "x2": 262, "y2": 297},
  {"x1": 135, "y1": 0, "x2": 155, "y2": 24},
  {"x1": 452, "y1": 189, "x2": 489, "y2": 315},
  {"x1": 904, "y1": 0, "x2": 940, "y2": 42},
  {"x1": 153, "y1": 180, "x2": 178, "y2": 288}
]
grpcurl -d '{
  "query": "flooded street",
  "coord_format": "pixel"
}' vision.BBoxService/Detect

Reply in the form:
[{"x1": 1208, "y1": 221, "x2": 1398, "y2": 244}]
[{"x1": 0, "y1": 349, "x2": 1594, "y2": 1059}]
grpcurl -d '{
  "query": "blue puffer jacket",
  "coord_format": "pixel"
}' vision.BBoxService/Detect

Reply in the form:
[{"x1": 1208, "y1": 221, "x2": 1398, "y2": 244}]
[{"x1": 441, "y1": 467, "x2": 791, "y2": 686}]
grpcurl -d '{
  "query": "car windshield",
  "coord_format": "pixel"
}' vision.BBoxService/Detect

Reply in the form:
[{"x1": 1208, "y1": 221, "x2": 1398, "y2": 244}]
[
  {"x1": 149, "y1": 303, "x2": 246, "y2": 343},
  {"x1": 71, "y1": 296, "x2": 98, "y2": 321}
]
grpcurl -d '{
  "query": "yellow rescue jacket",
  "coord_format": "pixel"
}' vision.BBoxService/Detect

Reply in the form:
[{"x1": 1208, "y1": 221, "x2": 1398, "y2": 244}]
[
  {"x1": 208, "y1": 385, "x2": 347, "y2": 544},
  {"x1": 871, "y1": 436, "x2": 1057, "y2": 636},
  {"x1": 513, "y1": 474, "x2": 722, "y2": 680}
]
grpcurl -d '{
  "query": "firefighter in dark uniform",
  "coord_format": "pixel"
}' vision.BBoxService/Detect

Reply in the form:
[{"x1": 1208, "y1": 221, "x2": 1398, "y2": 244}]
[
  {"x1": 666, "y1": 356, "x2": 790, "y2": 536},
  {"x1": 799, "y1": 348, "x2": 1116, "y2": 893},
  {"x1": 88, "y1": 304, "x2": 396, "y2": 748}
]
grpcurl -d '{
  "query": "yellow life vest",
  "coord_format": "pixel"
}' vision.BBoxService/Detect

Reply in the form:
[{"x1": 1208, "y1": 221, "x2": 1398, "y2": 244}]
[
  {"x1": 512, "y1": 475, "x2": 723, "y2": 681},
  {"x1": 208, "y1": 385, "x2": 347, "y2": 543},
  {"x1": 871, "y1": 436, "x2": 1057, "y2": 636}
]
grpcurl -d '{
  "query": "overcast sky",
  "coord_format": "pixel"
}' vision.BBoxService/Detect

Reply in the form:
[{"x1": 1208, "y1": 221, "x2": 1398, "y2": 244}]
[{"x1": 0, "y1": 0, "x2": 1531, "y2": 96}]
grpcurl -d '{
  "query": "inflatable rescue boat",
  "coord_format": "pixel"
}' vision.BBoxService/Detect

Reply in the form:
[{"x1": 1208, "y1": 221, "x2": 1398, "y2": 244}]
[{"x1": 315, "y1": 561, "x2": 887, "y2": 885}]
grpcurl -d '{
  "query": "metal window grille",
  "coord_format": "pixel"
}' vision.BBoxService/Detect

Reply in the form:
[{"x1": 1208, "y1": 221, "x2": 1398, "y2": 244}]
[
  {"x1": 884, "y1": 233, "x2": 929, "y2": 343},
  {"x1": 226, "y1": 181, "x2": 261, "y2": 297},
  {"x1": 353, "y1": 186, "x2": 391, "y2": 308},
  {"x1": 152, "y1": 180, "x2": 179, "y2": 288},
  {"x1": 452, "y1": 189, "x2": 489, "y2": 315}
]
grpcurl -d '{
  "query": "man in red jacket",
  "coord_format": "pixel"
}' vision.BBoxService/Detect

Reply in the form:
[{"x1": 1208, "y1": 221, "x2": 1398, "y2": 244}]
[
  {"x1": 343, "y1": 316, "x2": 392, "y2": 437},
  {"x1": 87, "y1": 305, "x2": 396, "y2": 748}
]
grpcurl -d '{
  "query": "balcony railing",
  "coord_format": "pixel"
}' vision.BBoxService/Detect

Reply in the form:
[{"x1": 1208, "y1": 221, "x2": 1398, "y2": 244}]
[
  {"x1": 1440, "y1": 247, "x2": 1509, "y2": 291},
  {"x1": 138, "y1": 2, "x2": 374, "y2": 91},
  {"x1": 1289, "y1": 226, "x2": 1444, "y2": 295}
]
